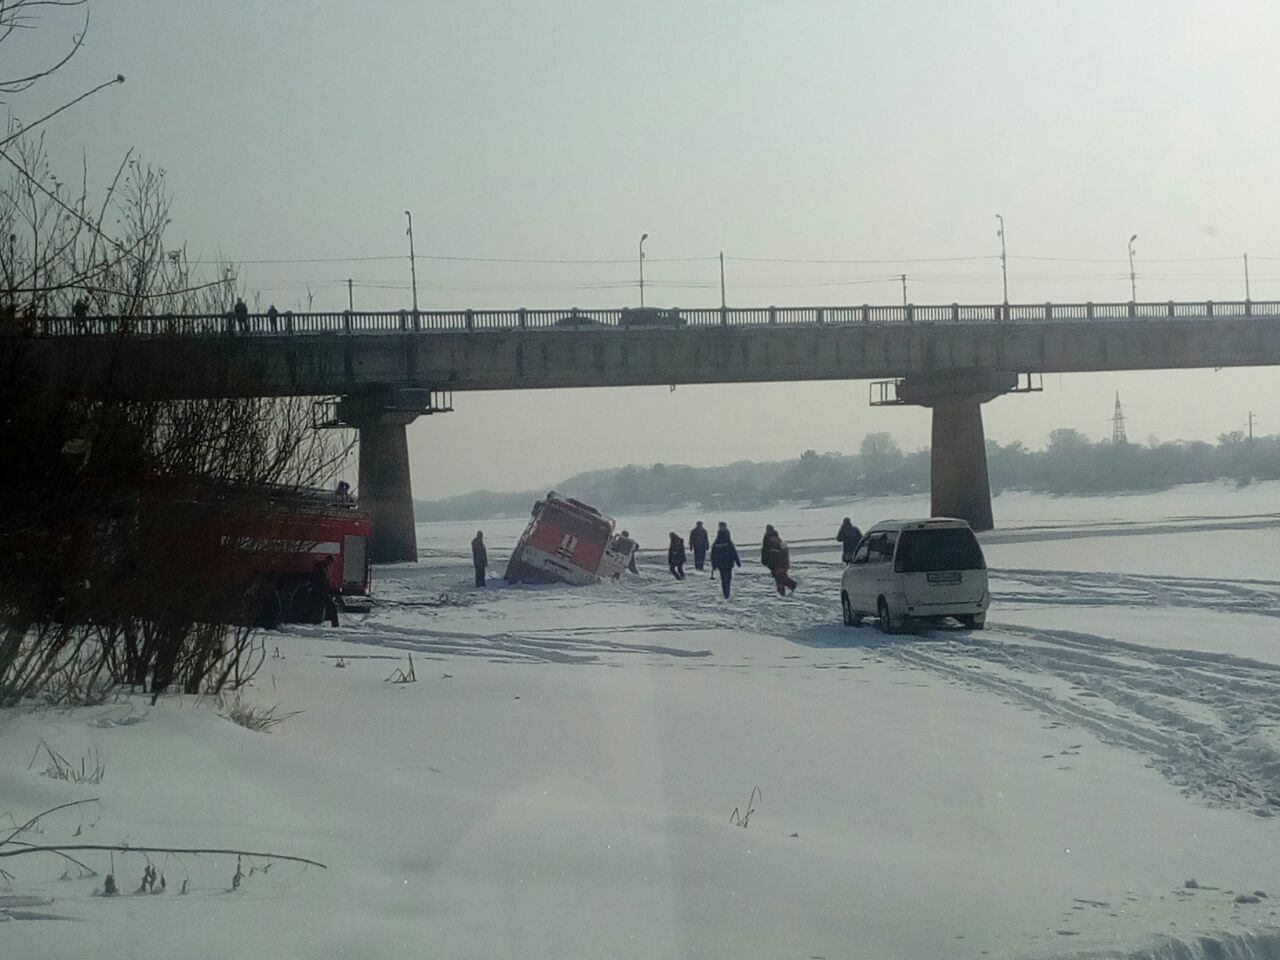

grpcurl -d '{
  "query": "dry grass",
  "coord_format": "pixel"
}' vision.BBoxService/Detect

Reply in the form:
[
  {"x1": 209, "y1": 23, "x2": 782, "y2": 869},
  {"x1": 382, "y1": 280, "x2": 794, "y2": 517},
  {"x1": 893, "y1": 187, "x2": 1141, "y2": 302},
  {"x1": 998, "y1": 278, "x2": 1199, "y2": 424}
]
[
  {"x1": 28, "y1": 740, "x2": 106, "y2": 784},
  {"x1": 218, "y1": 693, "x2": 300, "y2": 733}
]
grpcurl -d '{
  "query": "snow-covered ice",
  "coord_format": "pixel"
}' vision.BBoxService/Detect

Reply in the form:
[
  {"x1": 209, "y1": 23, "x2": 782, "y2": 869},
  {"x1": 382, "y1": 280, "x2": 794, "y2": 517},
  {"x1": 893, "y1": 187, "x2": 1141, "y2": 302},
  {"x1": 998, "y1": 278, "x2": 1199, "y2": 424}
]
[{"x1": 2, "y1": 482, "x2": 1280, "y2": 959}]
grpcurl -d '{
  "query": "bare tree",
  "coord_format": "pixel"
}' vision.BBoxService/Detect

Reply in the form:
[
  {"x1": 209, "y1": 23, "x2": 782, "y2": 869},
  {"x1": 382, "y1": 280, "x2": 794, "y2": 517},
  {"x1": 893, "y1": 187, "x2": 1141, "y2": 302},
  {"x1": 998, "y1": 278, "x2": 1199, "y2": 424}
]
[{"x1": 0, "y1": 136, "x2": 351, "y2": 704}]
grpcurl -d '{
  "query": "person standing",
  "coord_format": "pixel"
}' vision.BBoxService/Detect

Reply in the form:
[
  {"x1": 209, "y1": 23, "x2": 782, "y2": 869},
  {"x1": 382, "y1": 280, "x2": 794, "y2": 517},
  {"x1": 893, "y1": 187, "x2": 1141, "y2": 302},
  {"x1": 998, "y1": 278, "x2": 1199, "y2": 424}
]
[
  {"x1": 836, "y1": 517, "x2": 863, "y2": 564},
  {"x1": 267, "y1": 304, "x2": 279, "y2": 332},
  {"x1": 71, "y1": 297, "x2": 89, "y2": 333},
  {"x1": 233, "y1": 296, "x2": 249, "y2": 333},
  {"x1": 688, "y1": 520, "x2": 710, "y2": 571},
  {"x1": 710, "y1": 523, "x2": 741, "y2": 599},
  {"x1": 667, "y1": 532, "x2": 686, "y2": 580},
  {"x1": 471, "y1": 530, "x2": 488, "y2": 587},
  {"x1": 310, "y1": 556, "x2": 340, "y2": 626}
]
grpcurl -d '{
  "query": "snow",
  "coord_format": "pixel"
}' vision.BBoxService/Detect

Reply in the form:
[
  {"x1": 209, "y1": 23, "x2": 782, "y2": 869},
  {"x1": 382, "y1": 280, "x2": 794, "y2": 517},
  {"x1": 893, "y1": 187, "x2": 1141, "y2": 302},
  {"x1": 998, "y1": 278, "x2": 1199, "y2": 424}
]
[{"x1": 3, "y1": 483, "x2": 1280, "y2": 959}]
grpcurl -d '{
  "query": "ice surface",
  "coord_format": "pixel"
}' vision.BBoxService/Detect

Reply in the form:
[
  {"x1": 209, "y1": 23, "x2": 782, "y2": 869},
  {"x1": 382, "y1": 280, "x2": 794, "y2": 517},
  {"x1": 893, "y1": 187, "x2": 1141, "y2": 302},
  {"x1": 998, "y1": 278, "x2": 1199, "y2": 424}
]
[{"x1": 3, "y1": 483, "x2": 1280, "y2": 959}]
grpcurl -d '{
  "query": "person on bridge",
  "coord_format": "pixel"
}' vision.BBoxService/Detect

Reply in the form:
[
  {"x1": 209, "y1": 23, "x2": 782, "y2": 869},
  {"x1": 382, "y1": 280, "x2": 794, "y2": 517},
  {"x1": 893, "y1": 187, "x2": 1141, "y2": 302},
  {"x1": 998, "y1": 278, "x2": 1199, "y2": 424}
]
[
  {"x1": 688, "y1": 520, "x2": 710, "y2": 571},
  {"x1": 710, "y1": 524, "x2": 741, "y2": 599},
  {"x1": 472, "y1": 530, "x2": 488, "y2": 587},
  {"x1": 762, "y1": 525, "x2": 797, "y2": 596},
  {"x1": 267, "y1": 304, "x2": 279, "y2": 332},
  {"x1": 233, "y1": 297, "x2": 249, "y2": 333},
  {"x1": 72, "y1": 297, "x2": 89, "y2": 332},
  {"x1": 667, "y1": 532, "x2": 686, "y2": 580},
  {"x1": 836, "y1": 517, "x2": 863, "y2": 564}
]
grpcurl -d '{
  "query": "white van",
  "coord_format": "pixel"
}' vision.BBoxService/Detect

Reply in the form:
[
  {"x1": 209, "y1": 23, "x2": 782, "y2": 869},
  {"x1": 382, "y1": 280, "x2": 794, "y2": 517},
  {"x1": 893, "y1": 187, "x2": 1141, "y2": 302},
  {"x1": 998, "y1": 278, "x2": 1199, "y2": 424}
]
[{"x1": 840, "y1": 518, "x2": 989, "y2": 633}]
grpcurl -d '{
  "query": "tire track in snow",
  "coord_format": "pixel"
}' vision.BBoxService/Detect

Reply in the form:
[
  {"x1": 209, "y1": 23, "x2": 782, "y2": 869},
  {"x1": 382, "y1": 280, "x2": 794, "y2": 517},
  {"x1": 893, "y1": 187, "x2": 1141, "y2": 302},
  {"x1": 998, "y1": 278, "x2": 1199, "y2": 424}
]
[{"x1": 655, "y1": 564, "x2": 1280, "y2": 812}]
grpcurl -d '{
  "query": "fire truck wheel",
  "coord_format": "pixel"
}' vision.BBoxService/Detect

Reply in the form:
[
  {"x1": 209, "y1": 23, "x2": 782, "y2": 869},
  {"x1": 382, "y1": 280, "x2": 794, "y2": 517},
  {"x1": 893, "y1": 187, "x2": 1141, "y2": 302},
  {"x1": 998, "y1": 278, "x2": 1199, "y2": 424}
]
[{"x1": 242, "y1": 579, "x2": 283, "y2": 630}]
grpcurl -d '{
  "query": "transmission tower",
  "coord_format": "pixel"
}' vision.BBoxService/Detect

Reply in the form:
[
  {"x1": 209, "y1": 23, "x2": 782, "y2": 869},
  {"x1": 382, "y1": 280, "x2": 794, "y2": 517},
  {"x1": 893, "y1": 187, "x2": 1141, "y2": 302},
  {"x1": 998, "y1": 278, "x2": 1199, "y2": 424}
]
[{"x1": 1111, "y1": 391, "x2": 1128, "y2": 446}]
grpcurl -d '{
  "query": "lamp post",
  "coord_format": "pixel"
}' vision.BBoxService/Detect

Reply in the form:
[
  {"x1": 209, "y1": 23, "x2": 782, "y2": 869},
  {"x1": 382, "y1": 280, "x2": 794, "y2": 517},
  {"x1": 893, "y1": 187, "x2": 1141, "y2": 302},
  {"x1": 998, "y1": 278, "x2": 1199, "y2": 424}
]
[
  {"x1": 638, "y1": 233, "x2": 648, "y2": 307},
  {"x1": 405, "y1": 210, "x2": 419, "y2": 318},
  {"x1": 1244, "y1": 252, "x2": 1251, "y2": 304},
  {"x1": 995, "y1": 214, "x2": 1008, "y2": 306},
  {"x1": 1128, "y1": 234, "x2": 1138, "y2": 303}
]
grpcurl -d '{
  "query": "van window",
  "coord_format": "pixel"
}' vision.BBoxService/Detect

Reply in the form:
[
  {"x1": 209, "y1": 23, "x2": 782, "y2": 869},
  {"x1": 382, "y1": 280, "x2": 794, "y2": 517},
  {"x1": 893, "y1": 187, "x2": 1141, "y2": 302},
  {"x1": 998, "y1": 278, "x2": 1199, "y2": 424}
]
[
  {"x1": 866, "y1": 532, "x2": 896, "y2": 563},
  {"x1": 851, "y1": 539, "x2": 871, "y2": 564},
  {"x1": 894, "y1": 527, "x2": 985, "y2": 573}
]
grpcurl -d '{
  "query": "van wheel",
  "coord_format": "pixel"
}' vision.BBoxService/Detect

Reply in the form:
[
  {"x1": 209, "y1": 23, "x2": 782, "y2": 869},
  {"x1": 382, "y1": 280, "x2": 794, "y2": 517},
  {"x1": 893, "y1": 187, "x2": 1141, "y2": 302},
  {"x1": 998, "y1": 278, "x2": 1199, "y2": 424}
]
[
  {"x1": 959, "y1": 614, "x2": 985, "y2": 630},
  {"x1": 877, "y1": 598, "x2": 899, "y2": 635},
  {"x1": 841, "y1": 592, "x2": 859, "y2": 627}
]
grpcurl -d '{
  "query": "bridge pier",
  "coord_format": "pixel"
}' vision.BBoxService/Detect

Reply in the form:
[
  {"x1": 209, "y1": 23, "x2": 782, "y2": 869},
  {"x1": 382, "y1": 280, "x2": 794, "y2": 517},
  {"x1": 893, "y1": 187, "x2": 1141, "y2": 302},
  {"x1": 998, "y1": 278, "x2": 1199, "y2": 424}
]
[
  {"x1": 336, "y1": 389, "x2": 452, "y2": 564},
  {"x1": 355, "y1": 418, "x2": 419, "y2": 563},
  {"x1": 895, "y1": 370, "x2": 1017, "y2": 533}
]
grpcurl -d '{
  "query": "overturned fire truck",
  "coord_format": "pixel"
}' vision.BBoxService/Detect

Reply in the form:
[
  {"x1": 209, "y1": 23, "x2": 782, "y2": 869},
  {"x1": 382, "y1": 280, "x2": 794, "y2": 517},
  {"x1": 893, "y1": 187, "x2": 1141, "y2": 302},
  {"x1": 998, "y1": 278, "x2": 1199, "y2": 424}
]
[{"x1": 504, "y1": 493, "x2": 634, "y2": 585}]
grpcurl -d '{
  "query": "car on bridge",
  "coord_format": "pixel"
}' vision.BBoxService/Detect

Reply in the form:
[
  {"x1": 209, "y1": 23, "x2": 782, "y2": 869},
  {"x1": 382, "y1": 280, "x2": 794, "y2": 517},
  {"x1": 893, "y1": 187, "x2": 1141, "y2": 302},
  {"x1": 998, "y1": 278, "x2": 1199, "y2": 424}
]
[
  {"x1": 840, "y1": 517, "x2": 989, "y2": 633},
  {"x1": 553, "y1": 313, "x2": 601, "y2": 329},
  {"x1": 618, "y1": 307, "x2": 686, "y2": 328}
]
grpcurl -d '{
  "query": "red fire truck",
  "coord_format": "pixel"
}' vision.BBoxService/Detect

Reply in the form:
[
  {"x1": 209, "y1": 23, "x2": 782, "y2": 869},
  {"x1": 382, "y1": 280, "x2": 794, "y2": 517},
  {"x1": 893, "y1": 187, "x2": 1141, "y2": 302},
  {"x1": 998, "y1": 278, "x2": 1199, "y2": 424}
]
[
  {"x1": 208, "y1": 487, "x2": 374, "y2": 626},
  {"x1": 504, "y1": 493, "x2": 633, "y2": 585}
]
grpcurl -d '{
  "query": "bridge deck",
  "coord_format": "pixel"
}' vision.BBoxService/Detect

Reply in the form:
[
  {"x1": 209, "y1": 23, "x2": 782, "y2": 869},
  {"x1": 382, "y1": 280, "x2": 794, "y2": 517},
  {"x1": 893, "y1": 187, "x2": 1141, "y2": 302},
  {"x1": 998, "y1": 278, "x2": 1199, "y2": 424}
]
[{"x1": 8, "y1": 300, "x2": 1280, "y2": 400}]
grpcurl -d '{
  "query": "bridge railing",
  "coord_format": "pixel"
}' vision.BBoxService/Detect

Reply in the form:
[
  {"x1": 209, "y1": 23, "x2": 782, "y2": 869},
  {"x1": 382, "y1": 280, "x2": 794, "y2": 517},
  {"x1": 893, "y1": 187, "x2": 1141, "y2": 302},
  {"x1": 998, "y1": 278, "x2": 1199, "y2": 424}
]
[{"x1": 11, "y1": 299, "x2": 1280, "y2": 337}]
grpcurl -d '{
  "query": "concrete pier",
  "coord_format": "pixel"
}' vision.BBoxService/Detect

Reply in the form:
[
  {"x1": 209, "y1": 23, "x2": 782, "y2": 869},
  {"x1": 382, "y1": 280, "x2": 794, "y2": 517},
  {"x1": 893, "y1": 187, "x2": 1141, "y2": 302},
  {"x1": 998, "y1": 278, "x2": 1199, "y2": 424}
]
[
  {"x1": 355, "y1": 420, "x2": 418, "y2": 563},
  {"x1": 897, "y1": 370, "x2": 1017, "y2": 533}
]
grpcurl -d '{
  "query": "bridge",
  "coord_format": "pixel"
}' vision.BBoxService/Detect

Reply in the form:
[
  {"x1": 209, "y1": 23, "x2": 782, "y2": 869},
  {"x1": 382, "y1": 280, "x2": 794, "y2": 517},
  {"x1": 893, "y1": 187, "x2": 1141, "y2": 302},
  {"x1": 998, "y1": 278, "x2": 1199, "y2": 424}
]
[{"x1": 11, "y1": 298, "x2": 1280, "y2": 561}]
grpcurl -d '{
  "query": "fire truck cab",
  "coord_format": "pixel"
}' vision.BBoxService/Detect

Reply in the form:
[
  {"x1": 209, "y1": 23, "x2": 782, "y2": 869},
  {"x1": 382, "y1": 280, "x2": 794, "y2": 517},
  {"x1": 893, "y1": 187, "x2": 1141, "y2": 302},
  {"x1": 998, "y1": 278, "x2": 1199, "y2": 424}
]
[{"x1": 505, "y1": 492, "x2": 631, "y2": 586}]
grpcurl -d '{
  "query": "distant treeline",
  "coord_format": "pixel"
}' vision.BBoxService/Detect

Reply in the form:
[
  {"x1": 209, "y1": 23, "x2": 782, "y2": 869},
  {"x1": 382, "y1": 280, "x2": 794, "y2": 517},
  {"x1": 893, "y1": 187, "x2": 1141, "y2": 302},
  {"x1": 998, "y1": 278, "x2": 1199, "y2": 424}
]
[{"x1": 413, "y1": 430, "x2": 1280, "y2": 522}]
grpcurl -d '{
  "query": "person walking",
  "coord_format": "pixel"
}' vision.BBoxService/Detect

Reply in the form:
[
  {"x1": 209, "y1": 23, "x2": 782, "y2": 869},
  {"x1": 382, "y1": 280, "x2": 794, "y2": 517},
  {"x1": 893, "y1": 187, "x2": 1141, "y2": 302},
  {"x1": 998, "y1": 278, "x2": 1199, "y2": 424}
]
[
  {"x1": 836, "y1": 517, "x2": 863, "y2": 564},
  {"x1": 267, "y1": 304, "x2": 279, "y2": 332},
  {"x1": 762, "y1": 525, "x2": 797, "y2": 596},
  {"x1": 688, "y1": 520, "x2": 710, "y2": 571},
  {"x1": 710, "y1": 524, "x2": 741, "y2": 598},
  {"x1": 471, "y1": 530, "x2": 488, "y2": 587},
  {"x1": 667, "y1": 532, "x2": 686, "y2": 580},
  {"x1": 233, "y1": 296, "x2": 249, "y2": 333}
]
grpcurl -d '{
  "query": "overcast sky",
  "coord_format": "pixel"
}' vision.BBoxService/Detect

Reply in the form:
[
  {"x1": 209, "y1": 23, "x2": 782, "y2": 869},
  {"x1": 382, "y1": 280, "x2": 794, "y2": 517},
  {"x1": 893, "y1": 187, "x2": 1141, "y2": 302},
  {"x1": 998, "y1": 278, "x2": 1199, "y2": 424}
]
[{"x1": 21, "y1": 0, "x2": 1280, "y2": 497}]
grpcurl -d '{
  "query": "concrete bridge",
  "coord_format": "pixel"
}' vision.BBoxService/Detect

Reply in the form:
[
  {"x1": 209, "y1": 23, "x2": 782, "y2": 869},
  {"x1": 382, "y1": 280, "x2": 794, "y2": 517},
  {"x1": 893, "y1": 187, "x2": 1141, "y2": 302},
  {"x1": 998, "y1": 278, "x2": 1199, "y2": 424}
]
[{"x1": 12, "y1": 299, "x2": 1280, "y2": 561}]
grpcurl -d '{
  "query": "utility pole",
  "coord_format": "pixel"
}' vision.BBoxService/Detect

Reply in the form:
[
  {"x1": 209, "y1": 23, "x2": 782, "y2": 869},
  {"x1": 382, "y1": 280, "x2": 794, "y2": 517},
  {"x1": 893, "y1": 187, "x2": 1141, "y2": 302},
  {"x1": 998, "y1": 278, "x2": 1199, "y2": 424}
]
[
  {"x1": 1244, "y1": 252, "x2": 1251, "y2": 303},
  {"x1": 404, "y1": 210, "x2": 419, "y2": 318},
  {"x1": 639, "y1": 233, "x2": 648, "y2": 307},
  {"x1": 900, "y1": 273, "x2": 908, "y2": 308},
  {"x1": 719, "y1": 250, "x2": 726, "y2": 309},
  {"x1": 1248, "y1": 410, "x2": 1255, "y2": 448},
  {"x1": 1128, "y1": 234, "x2": 1138, "y2": 302},
  {"x1": 995, "y1": 214, "x2": 1008, "y2": 305},
  {"x1": 346, "y1": 278, "x2": 354, "y2": 312}
]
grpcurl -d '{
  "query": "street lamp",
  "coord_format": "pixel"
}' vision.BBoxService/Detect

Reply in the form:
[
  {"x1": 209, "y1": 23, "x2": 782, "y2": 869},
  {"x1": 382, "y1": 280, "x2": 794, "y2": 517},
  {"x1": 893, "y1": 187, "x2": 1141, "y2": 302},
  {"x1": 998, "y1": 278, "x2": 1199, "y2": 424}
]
[
  {"x1": 995, "y1": 214, "x2": 1008, "y2": 306},
  {"x1": 405, "y1": 210, "x2": 419, "y2": 318},
  {"x1": 639, "y1": 233, "x2": 648, "y2": 307},
  {"x1": 1128, "y1": 234, "x2": 1138, "y2": 302}
]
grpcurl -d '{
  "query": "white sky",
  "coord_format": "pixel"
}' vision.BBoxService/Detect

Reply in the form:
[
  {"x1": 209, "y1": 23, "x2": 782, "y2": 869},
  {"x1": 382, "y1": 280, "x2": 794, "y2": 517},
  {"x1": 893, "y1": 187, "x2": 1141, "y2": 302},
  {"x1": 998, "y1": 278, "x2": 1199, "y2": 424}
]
[{"x1": 21, "y1": 0, "x2": 1280, "y2": 496}]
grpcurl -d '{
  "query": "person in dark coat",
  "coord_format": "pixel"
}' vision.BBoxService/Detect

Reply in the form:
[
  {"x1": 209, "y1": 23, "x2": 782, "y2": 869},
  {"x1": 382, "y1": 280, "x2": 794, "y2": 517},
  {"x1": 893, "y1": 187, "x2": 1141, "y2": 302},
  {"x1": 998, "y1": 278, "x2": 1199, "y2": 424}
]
[
  {"x1": 762, "y1": 525, "x2": 797, "y2": 596},
  {"x1": 836, "y1": 517, "x2": 863, "y2": 563},
  {"x1": 709, "y1": 524, "x2": 741, "y2": 599},
  {"x1": 310, "y1": 556, "x2": 339, "y2": 626},
  {"x1": 267, "y1": 304, "x2": 279, "y2": 332},
  {"x1": 667, "y1": 532, "x2": 686, "y2": 580},
  {"x1": 688, "y1": 520, "x2": 710, "y2": 571},
  {"x1": 471, "y1": 530, "x2": 488, "y2": 587},
  {"x1": 233, "y1": 296, "x2": 249, "y2": 333}
]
